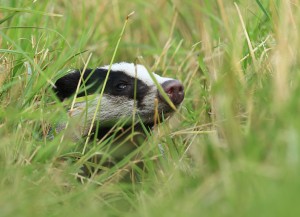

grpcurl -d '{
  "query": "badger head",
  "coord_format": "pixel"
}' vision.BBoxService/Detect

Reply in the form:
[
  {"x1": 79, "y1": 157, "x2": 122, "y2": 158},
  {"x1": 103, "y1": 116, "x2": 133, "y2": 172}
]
[{"x1": 54, "y1": 62, "x2": 184, "y2": 137}]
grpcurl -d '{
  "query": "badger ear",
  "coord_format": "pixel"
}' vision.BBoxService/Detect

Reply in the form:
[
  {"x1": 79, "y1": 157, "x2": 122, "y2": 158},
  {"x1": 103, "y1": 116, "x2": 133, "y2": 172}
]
[{"x1": 53, "y1": 70, "x2": 82, "y2": 101}]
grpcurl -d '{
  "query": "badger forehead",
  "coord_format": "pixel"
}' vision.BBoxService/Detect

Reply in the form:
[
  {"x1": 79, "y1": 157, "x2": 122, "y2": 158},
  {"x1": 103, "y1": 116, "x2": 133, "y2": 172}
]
[{"x1": 98, "y1": 62, "x2": 173, "y2": 85}]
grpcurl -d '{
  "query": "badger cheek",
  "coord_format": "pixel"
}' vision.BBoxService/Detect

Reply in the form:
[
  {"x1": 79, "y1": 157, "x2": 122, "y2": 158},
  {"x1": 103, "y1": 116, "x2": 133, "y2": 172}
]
[
  {"x1": 95, "y1": 95, "x2": 135, "y2": 123},
  {"x1": 136, "y1": 88, "x2": 156, "y2": 116},
  {"x1": 136, "y1": 88, "x2": 173, "y2": 124},
  {"x1": 69, "y1": 95, "x2": 135, "y2": 134}
]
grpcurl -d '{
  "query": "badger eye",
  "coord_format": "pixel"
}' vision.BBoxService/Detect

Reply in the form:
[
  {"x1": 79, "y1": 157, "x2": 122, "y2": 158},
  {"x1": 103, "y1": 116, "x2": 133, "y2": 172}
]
[{"x1": 116, "y1": 83, "x2": 128, "y2": 90}]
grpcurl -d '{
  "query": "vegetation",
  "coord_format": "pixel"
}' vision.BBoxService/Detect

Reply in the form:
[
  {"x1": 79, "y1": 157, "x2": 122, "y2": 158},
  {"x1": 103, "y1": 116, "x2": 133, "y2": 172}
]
[{"x1": 1, "y1": 0, "x2": 300, "y2": 216}]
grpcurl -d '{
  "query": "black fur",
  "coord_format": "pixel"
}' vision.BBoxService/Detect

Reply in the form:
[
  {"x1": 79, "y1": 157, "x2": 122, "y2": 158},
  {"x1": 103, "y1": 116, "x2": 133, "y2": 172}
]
[{"x1": 54, "y1": 68, "x2": 150, "y2": 105}]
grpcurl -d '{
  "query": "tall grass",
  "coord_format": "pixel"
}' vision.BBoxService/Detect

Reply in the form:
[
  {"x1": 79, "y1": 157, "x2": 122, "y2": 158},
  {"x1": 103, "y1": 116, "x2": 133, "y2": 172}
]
[{"x1": 1, "y1": 0, "x2": 300, "y2": 216}]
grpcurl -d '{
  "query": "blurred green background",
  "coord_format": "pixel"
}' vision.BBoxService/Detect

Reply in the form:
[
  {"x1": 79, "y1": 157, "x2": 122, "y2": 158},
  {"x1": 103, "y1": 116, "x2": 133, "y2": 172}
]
[{"x1": 1, "y1": 0, "x2": 300, "y2": 216}]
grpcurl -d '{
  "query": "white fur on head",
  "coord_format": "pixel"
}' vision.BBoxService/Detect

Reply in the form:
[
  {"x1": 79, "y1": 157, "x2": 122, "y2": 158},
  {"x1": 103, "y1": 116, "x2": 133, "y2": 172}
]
[
  {"x1": 68, "y1": 94, "x2": 135, "y2": 136},
  {"x1": 99, "y1": 62, "x2": 173, "y2": 86}
]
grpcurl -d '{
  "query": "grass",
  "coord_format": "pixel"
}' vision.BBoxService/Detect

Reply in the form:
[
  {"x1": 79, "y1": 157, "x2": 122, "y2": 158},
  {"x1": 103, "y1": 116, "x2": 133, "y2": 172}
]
[{"x1": 1, "y1": 0, "x2": 300, "y2": 216}]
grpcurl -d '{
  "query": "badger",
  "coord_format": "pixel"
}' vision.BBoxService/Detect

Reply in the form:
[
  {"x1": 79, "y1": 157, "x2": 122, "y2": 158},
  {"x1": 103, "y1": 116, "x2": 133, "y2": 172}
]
[{"x1": 53, "y1": 62, "x2": 184, "y2": 178}]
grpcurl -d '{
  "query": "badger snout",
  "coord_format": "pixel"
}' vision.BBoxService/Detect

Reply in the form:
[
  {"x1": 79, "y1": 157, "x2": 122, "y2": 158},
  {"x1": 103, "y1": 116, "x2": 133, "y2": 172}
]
[{"x1": 158, "y1": 80, "x2": 184, "y2": 106}]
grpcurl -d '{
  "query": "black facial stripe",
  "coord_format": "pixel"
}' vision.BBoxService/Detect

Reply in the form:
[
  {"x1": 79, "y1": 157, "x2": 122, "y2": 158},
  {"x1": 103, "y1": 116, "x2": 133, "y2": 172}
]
[
  {"x1": 101, "y1": 71, "x2": 150, "y2": 103},
  {"x1": 54, "y1": 68, "x2": 107, "y2": 100},
  {"x1": 54, "y1": 69, "x2": 150, "y2": 104}
]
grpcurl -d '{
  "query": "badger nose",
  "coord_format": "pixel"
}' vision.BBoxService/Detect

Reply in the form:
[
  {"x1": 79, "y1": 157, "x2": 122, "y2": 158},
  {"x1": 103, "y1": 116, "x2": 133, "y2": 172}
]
[{"x1": 159, "y1": 80, "x2": 184, "y2": 105}]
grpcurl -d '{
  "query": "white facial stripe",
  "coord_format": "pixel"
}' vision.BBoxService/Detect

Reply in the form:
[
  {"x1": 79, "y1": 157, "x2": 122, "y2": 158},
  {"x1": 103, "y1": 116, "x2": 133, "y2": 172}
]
[{"x1": 99, "y1": 62, "x2": 173, "y2": 85}]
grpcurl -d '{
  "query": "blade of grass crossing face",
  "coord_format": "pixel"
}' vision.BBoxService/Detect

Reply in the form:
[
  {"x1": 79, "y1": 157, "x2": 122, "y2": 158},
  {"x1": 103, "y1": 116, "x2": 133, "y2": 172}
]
[{"x1": 82, "y1": 11, "x2": 135, "y2": 154}]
